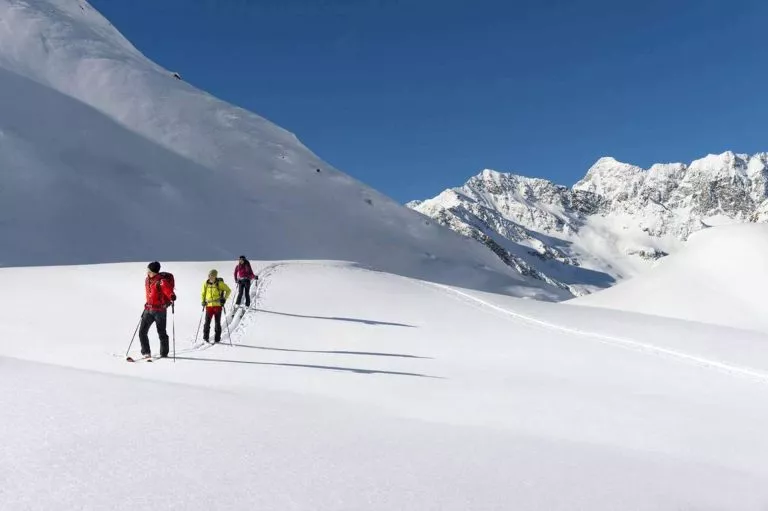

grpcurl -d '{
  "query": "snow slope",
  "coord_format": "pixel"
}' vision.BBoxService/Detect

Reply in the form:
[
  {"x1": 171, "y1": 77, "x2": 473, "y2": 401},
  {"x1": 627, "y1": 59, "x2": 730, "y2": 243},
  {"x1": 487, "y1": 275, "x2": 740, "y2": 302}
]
[
  {"x1": 0, "y1": 0, "x2": 565, "y2": 299},
  {"x1": 573, "y1": 224, "x2": 768, "y2": 334},
  {"x1": 3, "y1": 258, "x2": 768, "y2": 509}
]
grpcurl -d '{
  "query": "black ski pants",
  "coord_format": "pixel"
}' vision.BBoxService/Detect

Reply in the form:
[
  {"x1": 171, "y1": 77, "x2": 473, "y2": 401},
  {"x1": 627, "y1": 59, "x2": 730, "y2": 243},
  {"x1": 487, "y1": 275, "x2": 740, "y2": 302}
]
[
  {"x1": 236, "y1": 278, "x2": 252, "y2": 307},
  {"x1": 139, "y1": 309, "x2": 169, "y2": 357},
  {"x1": 203, "y1": 306, "x2": 223, "y2": 342}
]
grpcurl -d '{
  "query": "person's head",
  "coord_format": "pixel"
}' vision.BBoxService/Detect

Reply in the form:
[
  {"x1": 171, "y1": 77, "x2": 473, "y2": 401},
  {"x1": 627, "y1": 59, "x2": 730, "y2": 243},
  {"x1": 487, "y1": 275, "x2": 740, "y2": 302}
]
[
  {"x1": 208, "y1": 269, "x2": 218, "y2": 282},
  {"x1": 238, "y1": 255, "x2": 246, "y2": 265},
  {"x1": 147, "y1": 261, "x2": 161, "y2": 276}
]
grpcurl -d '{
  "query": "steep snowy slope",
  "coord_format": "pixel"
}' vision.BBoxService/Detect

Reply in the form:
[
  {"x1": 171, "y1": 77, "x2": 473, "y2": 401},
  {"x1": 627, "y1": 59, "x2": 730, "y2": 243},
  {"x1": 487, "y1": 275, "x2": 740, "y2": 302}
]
[
  {"x1": 411, "y1": 152, "x2": 768, "y2": 297},
  {"x1": 3, "y1": 260, "x2": 768, "y2": 509},
  {"x1": 573, "y1": 224, "x2": 768, "y2": 334},
  {"x1": 0, "y1": 0, "x2": 564, "y2": 298}
]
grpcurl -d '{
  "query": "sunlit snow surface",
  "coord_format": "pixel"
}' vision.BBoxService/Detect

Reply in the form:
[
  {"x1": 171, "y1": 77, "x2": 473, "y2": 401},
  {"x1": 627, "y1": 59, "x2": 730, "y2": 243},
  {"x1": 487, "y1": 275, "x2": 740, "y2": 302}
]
[{"x1": 2, "y1": 1, "x2": 768, "y2": 509}]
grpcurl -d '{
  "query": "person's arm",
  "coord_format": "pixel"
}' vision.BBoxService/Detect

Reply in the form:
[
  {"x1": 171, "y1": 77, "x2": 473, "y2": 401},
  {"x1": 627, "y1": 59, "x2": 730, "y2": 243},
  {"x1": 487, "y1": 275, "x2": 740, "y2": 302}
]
[
  {"x1": 221, "y1": 282, "x2": 232, "y2": 300},
  {"x1": 201, "y1": 282, "x2": 207, "y2": 306},
  {"x1": 161, "y1": 280, "x2": 174, "y2": 302}
]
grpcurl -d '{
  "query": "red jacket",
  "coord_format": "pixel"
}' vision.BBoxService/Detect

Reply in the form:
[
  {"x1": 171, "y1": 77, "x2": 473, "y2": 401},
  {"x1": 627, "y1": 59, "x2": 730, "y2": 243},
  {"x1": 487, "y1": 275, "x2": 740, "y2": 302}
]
[
  {"x1": 145, "y1": 274, "x2": 174, "y2": 311},
  {"x1": 234, "y1": 262, "x2": 255, "y2": 281}
]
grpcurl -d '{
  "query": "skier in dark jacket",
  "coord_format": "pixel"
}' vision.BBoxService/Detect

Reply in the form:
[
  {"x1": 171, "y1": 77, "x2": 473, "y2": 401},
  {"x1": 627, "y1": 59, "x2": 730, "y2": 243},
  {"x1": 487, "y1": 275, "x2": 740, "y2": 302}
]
[
  {"x1": 140, "y1": 261, "x2": 175, "y2": 358},
  {"x1": 233, "y1": 255, "x2": 257, "y2": 308}
]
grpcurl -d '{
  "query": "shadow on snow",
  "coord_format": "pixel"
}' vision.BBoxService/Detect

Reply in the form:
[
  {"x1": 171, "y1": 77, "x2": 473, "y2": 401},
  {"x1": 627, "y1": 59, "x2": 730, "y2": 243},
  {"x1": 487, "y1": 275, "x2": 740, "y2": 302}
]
[
  {"x1": 174, "y1": 356, "x2": 440, "y2": 378},
  {"x1": 255, "y1": 308, "x2": 416, "y2": 328},
  {"x1": 233, "y1": 343, "x2": 431, "y2": 359}
]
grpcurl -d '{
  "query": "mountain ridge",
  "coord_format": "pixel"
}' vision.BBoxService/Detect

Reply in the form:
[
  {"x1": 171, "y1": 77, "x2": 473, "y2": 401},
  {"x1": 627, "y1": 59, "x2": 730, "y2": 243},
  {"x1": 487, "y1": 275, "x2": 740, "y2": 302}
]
[{"x1": 409, "y1": 151, "x2": 768, "y2": 297}]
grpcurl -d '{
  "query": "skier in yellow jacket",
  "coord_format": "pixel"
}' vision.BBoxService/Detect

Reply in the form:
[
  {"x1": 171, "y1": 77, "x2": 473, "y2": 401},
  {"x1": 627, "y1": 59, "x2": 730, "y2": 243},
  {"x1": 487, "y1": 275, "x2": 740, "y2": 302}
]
[{"x1": 201, "y1": 269, "x2": 231, "y2": 343}]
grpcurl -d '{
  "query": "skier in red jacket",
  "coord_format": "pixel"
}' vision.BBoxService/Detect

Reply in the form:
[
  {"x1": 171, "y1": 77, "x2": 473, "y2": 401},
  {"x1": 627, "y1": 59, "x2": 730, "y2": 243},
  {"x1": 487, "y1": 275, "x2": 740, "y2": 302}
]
[
  {"x1": 140, "y1": 261, "x2": 175, "y2": 358},
  {"x1": 233, "y1": 255, "x2": 257, "y2": 308}
]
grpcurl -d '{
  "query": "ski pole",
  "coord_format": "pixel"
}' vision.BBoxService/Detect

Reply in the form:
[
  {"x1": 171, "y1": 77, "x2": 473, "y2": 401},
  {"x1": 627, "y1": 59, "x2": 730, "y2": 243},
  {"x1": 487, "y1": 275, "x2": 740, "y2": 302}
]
[
  {"x1": 194, "y1": 306, "x2": 205, "y2": 344},
  {"x1": 124, "y1": 312, "x2": 144, "y2": 358},
  {"x1": 171, "y1": 303, "x2": 176, "y2": 363},
  {"x1": 223, "y1": 305, "x2": 233, "y2": 346}
]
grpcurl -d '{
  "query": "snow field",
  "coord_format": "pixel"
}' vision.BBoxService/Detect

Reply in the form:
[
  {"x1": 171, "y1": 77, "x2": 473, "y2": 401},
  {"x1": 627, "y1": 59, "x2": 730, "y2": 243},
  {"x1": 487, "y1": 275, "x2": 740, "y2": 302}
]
[{"x1": 3, "y1": 256, "x2": 768, "y2": 509}]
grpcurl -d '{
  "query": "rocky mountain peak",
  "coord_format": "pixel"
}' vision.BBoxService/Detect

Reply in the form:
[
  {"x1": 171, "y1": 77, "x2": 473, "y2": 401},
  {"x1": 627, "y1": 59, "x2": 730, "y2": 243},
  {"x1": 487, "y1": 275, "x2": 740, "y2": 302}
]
[
  {"x1": 409, "y1": 151, "x2": 768, "y2": 298},
  {"x1": 573, "y1": 157, "x2": 646, "y2": 202}
]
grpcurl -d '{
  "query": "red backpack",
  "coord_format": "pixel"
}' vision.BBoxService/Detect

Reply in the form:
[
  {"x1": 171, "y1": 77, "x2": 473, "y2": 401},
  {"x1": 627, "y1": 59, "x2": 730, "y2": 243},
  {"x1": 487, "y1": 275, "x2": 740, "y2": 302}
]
[{"x1": 157, "y1": 272, "x2": 176, "y2": 305}]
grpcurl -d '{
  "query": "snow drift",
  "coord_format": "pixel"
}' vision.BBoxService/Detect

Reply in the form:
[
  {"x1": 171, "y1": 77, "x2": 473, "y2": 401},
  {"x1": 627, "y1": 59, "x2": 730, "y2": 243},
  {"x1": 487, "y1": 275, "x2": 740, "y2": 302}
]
[
  {"x1": 0, "y1": 0, "x2": 565, "y2": 298},
  {"x1": 573, "y1": 224, "x2": 768, "y2": 334}
]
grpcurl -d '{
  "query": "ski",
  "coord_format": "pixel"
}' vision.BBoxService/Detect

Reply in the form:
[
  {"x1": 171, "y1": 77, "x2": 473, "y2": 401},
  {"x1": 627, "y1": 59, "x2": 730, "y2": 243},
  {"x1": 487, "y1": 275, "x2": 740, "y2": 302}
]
[{"x1": 125, "y1": 355, "x2": 166, "y2": 362}]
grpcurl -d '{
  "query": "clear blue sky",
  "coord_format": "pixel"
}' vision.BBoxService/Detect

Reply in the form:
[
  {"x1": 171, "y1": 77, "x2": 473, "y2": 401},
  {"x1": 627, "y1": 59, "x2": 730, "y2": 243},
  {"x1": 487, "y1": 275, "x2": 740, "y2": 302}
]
[{"x1": 91, "y1": 0, "x2": 768, "y2": 202}]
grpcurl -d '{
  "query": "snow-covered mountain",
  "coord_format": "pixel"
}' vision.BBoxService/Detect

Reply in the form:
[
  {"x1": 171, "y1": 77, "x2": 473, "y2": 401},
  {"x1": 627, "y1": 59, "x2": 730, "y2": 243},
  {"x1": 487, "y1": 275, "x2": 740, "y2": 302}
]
[
  {"x1": 409, "y1": 151, "x2": 768, "y2": 297},
  {"x1": 0, "y1": 0, "x2": 568, "y2": 299}
]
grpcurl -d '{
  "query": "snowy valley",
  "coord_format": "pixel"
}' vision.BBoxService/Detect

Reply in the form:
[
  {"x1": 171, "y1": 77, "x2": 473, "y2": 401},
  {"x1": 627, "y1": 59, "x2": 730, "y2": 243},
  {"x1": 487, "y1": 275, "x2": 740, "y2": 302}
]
[{"x1": 2, "y1": 1, "x2": 768, "y2": 510}]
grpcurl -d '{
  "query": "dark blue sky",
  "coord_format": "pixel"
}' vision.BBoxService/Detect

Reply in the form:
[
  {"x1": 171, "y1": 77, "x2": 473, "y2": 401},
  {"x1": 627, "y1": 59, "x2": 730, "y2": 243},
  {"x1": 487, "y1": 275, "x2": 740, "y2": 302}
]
[{"x1": 91, "y1": 0, "x2": 768, "y2": 202}]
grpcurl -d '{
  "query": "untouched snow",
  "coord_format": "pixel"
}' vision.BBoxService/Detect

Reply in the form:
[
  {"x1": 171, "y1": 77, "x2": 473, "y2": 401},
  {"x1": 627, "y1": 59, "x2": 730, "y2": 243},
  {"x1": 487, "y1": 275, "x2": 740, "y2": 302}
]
[
  {"x1": 3, "y1": 251, "x2": 768, "y2": 509},
  {"x1": 0, "y1": 0, "x2": 564, "y2": 299},
  {"x1": 573, "y1": 224, "x2": 768, "y2": 334}
]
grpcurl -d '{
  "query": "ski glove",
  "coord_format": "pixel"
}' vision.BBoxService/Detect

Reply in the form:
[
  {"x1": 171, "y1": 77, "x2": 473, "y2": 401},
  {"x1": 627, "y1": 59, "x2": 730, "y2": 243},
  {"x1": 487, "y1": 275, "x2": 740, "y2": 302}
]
[
  {"x1": 201, "y1": 301, "x2": 206, "y2": 308},
  {"x1": 219, "y1": 298, "x2": 226, "y2": 305}
]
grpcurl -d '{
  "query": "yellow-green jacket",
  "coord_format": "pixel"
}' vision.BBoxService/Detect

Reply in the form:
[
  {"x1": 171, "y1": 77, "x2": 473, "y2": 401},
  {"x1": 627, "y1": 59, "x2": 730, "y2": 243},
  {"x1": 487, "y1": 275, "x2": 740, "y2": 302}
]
[{"x1": 201, "y1": 278, "x2": 231, "y2": 306}]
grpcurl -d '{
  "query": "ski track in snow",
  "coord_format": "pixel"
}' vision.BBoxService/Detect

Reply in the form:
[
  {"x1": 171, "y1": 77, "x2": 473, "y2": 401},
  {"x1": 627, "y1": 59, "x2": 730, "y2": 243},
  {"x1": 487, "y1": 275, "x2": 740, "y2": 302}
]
[
  {"x1": 433, "y1": 284, "x2": 768, "y2": 385},
  {"x1": 225, "y1": 262, "x2": 284, "y2": 341},
  {"x1": 219, "y1": 260, "x2": 768, "y2": 386}
]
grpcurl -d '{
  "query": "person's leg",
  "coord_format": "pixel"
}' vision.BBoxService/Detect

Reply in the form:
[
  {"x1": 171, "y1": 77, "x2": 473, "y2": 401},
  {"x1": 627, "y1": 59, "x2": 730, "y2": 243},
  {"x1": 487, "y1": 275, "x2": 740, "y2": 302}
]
[
  {"x1": 214, "y1": 307, "x2": 222, "y2": 342},
  {"x1": 154, "y1": 311, "x2": 170, "y2": 357},
  {"x1": 243, "y1": 279, "x2": 252, "y2": 307},
  {"x1": 203, "y1": 307, "x2": 213, "y2": 341},
  {"x1": 138, "y1": 311, "x2": 155, "y2": 356},
  {"x1": 236, "y1": 281, "x2": 244, "y2": 306}
]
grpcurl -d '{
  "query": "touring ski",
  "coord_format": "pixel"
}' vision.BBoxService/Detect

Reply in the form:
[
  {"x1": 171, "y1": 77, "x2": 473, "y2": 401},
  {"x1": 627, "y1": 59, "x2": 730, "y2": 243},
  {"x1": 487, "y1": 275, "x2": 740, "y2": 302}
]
[{"x1": 126, "y1": 355, "x2": 164, "y2": 362}]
